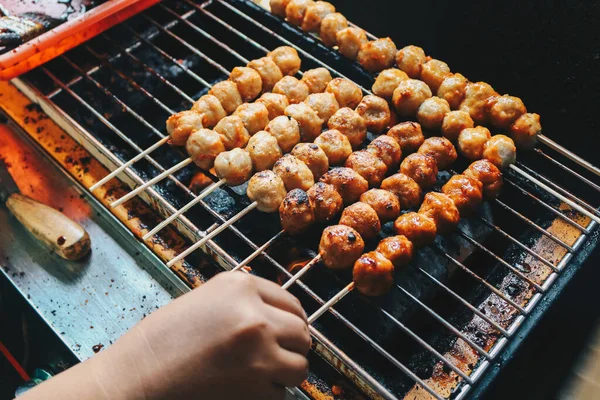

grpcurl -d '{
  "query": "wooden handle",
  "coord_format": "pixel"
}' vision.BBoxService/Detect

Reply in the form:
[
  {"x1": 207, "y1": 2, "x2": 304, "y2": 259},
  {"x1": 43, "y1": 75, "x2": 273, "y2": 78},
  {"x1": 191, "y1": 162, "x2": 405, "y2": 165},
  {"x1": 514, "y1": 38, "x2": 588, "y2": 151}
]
[{"x1": 6, "y1": 193, "x2": 91, "y2": 260}]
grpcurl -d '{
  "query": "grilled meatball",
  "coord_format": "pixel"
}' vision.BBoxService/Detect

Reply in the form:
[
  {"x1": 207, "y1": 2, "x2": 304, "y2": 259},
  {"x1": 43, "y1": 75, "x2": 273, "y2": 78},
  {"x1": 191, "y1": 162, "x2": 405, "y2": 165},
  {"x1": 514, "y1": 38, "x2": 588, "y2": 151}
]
[
  {"x1": 214, "y1": 115, "x2": 251, "y2": 150},
  {"x1": 457, "y1": 126, "x2": 492, "y2": 160},
  {"x1": 229, "y1": 67, "x2": 263, "y2": 102},
  {"x1": 270, "y1": 0, "x2": 291, "y2": 17},
  {"x1": 208, "y1": 80, "x2": 243, "y2": 115},
  {"x1": 327, "y1": 107, "x2": 367, "y2": 149},
  {"x1": 418, "y1": 137, "x2": 458, "y2": 170},
  {"x1": 353, "y1": 251, "x2": 395, "y2": 297},
  {"x1": 510, "y1": 113, "x2": 541, "y2": 150},
  {"x1": 319, "y1": 225, "x2": 365, "y2": 270},
  {"x1": 284, "y1": 103, "x2": 324, "y2": 141},
  {"x1": 441, "y1": 174, "x2": 483, "y2": 216},
  {"x1": 247, "y1": 170, "x2": 287, "y2": 212},
  {"x1": 387, "y1": 121, "x2": 425, "y2": 153},
  {"x1": 418, "y1": 192, "x2": 460, "y2": 234},
  {"x1": 339, "y1": 202, "x2": 381, "y2": 240},
  {"x1": 247, "y1": 57, "x2": 283, "y2": 93},
  {"x1": 233, "y1": 103, "x2": 270, "y2": 135},
  {"x1": 393, "y1": 212, "x2": 437, "y2": 247},
  {"x1": 400, "y1": 153, "x2": 439, "y2": 189},
  {"x1": 355, "y1": 95, "x2": 391, "y2": 134},
  {"x1": 420, "y1": 59, "x2": 451, "y2": 93},
  {"x1": 285, "y1": 0, "x2": 314, "y2": 26},
  {"x1": 459, "y1": 82, "x2": 498, "y2": 124},
  {"x1": 326, "y1": 78, "x2": 363, "y2": 109},
  {"x1": 441, "y1": 110, "x2": 474, "y2": 142},
  {"x1": 301, "y1": 1, "x2": 335, "y2": 32},
  {"x1": 487, "y1": 95, "x2": 527, "y2": 129},
  {"x1": 246, "y1": 131, "x2": 283, "y2": 171},
  {"x1": 291, "y1": 143, "x2": 329, "y2": 179},
  {"x1": 417, "y1": 97, "x2": 451, "y2": 130},
  {"x1": 345, "y1": 150, "x2": 388, "y2": 187},
  {"x1": 267, "y1": 46, "x2": 302, "y2": 76},
  {"x1": 376, "y1": 235, "x2": 413, "y2": 268},
  {"x1": 336, "y1": 27, "x2": 368, "y2": 60},
  {"x1": 372, "y1": 68, "x2": 409, "y2": 100},
  {"x1": 392, "y1": 79, "x2": 433, "y2": 117},
  {"x1": 214, "y1": 148, "x2": 253, "y2": 186},
  {"x1": 367, "y1": 135, "x2": 402, "y2": 169},
  {"x1": 166, "y1": 110, "x2": 203, "y2": 146},
  {"x1": 257, "y1": 92, "x2": 290, "y2": 120},
  {"x1": 304, "y1": 92, "x2": 340, "y2": 123},
  {"x1": 320, "y1": 13, "x2": 347, "y2": 47},
  {"x1": 464, "y1": 159, "x2": 503, "y2": 199},
  {"x1": 357, "y1": 38, "x2": 397, "y2": 72},
  {"x1": 320, "y1": 167, "x2": 369, "y2": 205},
  {"x1": 273, "y1": 154, "x2": 315, "y2": 191},
  {"x1": 279, "y1": 189, "x2": 315, "y2": 235},
  {"x1": 307, "y1": 182, "x2": 343, "y2": 223},
  {"x1": 301, "y1": 67, "x2": 332, "y2": 94},
  {"x1": 395, "y1": 45, "x2": 427, "y2": 79},
  {"x1": 483, "y1": 135, "x2": 517, "y2": 170},
  {"x1": 273, "y1": 76, "x2": 310, "y2": 104},
  {"x1": 191, "y1": 95, "x2": 227, "y2": 128},
  {"x1": 437, "y1": 73, "x2": 468, "y2": 110},
  {"x1": 360, "y1": 189, "x2": 401, "y2": 222},
  {"x1": 186, "y1": 128, "x2": 225, "y2": 170},
  {"x1": 380, "y1": 173, "x2": 422, "y2": 210},
  {"x1": 265, "y1": 115, "x2": 301, "y2": 153},
  {"x1": 314, "y1": 129, "x2": 353, "y2": 165}
]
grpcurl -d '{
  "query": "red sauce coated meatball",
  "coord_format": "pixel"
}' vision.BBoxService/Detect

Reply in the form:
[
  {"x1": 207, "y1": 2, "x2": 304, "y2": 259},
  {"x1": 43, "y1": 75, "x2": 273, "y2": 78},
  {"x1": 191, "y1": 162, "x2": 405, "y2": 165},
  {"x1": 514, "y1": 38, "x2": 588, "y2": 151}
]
[
  {"x1": 400, "y1": 153, "x2": 439, "y2": 189},
  {"x1": 418, "y1": 192, "x2": 460, "y2": 234},
  {"x1": 393, "y1": 212, "x2": 437, "y2": 248},
  {"x1": 441, "y1": 174, "x2": 483, "y2": 216},
  {"x1": 353, "y1": 251, "x2": 395, "y2": 296},
  {"x1": 376, "y1": 235, "x2": 414, "y2": 268},
  {"x1": 319, "y1": 225, "x2": 365, "y2": 270}
]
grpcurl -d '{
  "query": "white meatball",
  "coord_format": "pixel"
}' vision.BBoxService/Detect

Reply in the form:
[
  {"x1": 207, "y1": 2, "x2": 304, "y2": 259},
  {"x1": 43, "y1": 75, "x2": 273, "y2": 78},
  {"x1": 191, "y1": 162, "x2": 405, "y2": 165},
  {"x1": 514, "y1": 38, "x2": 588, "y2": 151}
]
[
  {"x1": 327, "y1": 107, "x2": 367, "y2": 149},
  {"x1": 246, "y1": 131, "x2": 283, "y2": 171},
  {"x1": 208, "y1": 80, "x2": 243, "y2": 115},
  {"x1": 256, "y1": 92, "x2": 290, "y2": 120},
  {"x1": 510, "y1": 113, "x2": 541, "y2": 150},
  {"x1": 191, "y1": 95, "x2": 226, "y2": 128},
  {"x1": 229, "y1": 67, "x2": 263, "y2": 102},
  {"x1": 233, "y1": 103, "x2": 270, "y2": 135},
  {"x1": 356, "y1": 95, "x2": 391, "y2": 134},
  {"x1": 265, "y1": 115, "x2": 301, "y2": 153},
  {"x1": 166, "y1": 110, "x2": 204, "y2": 146},
  {"x1": 314, "y1": 129, "x2": 352, "y2": 165},
  {"x1": 186, "y1": 128, "x2": 225, "y2": 170},
  {"x1": 357, "y1": 37, "x2": 397, "y2": 72},
  {"x1": 459, "y1": 81, "x2": 498, "y2": 125},
  {"x1": 291, "y1": 142, "x2": 329, "y2": 179},
  {"x1": 214, "y1": 115, "x2": 251, "y2": 150},
  {"x1": 458, "y1": 126, "x2": 492, "y2": 160},
  {"x1": 214, "y1": 148, "x2": 253, "y2": 186},
  {"x1": 437, "y1": 73, "x2": 468, "y2": 110},
  {"x1": 285, "y1": 0, "x2": 314, "y2": 26},
  {"x1": 273, "y1": 76, "x2": 310, "y2": 104},
  {"x1": 301, "y1": 67, "x2": 333, "y2": 94},
  {"x1": 395, "y1": 45, "x2": 427, "y2": 79},
  {"x1": 417, "y1": 96, "x2": 451, "y2": 130},
  {"x1": 420, "y1": 59, "x2": 451, "y2": 93},
  {"x1": 441, "y1": 110, "x2": 474, "y2": 142},
  {"x1": 247, "y1": 170, "x2": 287, "y2": 212},
  {"x1": 301, "y1": 1, "x2": 335, "y2": 32},
  {"x1": 392, "y1": 79, "x2": 432, "y2": 117},
  {"x1": 304, "y1": 92, "x2": 340, "y2": 123},
  {"x1": 273, "y1": 154, "x2": 315, "y2": 191},
  {"x1": 267, "y1": 46, "x2": 302, "y2": 76},
  {"x1": 372, "y1": 68, "x2": 409, "y2": 100},
  {"x1": 320, "y1": 13, "x2": 347, "y2": 47},
  {"x1": 483, "y1": 135, "x2": 516, "y2": 169},
  {"x1": 284, "y1": 103, "x2": 324, "y2": 142},
  {"x1": 247, "y1": 57, "x2": 283, "y2": 93},
  {"x1": 336, "y1": 27, "x2": 368, "y2": 59},
  {"x1": 325, "y1": 77, "x2": 363, "y2": 108}
]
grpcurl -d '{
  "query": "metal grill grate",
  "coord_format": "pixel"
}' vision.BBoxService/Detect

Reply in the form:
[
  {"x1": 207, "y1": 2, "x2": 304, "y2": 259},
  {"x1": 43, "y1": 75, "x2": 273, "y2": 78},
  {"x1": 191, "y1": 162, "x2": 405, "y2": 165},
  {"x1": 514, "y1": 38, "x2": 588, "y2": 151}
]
[{"x1": 11, "y1": 0, "x2": 600, "y2": 398}]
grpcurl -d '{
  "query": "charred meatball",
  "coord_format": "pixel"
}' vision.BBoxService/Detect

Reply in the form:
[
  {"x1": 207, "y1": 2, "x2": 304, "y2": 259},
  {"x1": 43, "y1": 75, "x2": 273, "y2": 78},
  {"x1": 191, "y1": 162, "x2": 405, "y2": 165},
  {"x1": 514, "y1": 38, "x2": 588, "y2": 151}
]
[
  {"x1": 357, "y1": 37, "x2": 397, "y2": 72},
  {"x1": 355, "y1": 95, "x2": 391, "y2": 133},
  {"x1": 214, "y1": 148, "x2": 253, "y2": 186},
  {"x1": 304, "y1": 92, "x2": 340, "y2": 123},
  {"x1": 353, "y1": 251, "x2": 395, "y2": 296},
  {"x1": 307, "y1": 182, "x2": 343, "y2": 223},
  {"x1": 387, "y1": 121, "x2": 425, "y2": 153},
  {"x1": 257, "y1": 92, "x2": 290, "y2": 120},
  {"x1": 320, "y1": 12, "x2": 347, "y2": 47},
  {"x1": 395, "y1": 45, "x2": 427, "y2": 79},
  {"x1": 418, "y1": 192, "x2": 460, "y2": 234},
  {"x1": 457, "y1": 126, "x2": 492, "y2": 160},
  {"x1": 392, "y1": 79, "x2": 433, "y2": 117},
  {"x1": 345, "y1": 150, "x2": 388, "y2": 187},
  {"x1": 246, "y1": 131, "x2": 283, "y2": 171},
  {"x1": 214, "y1": 115, "x2": 251, "y2": 150},
  {"x1": 487, "y1": 95, "x2": 527, "y2": 129},
  {"x1": 301, "y1": 67, "x2": 332, "y2": 94},
  {"x1": 326, "y1": 78, "x2": 363, "y2": 109},
  {"x1": 464, "y1": 159, "x2": 503, "y2": 199},
  {"x1": 273, "y1": 76, "x2": 310, "y2": 104},
  {"x1": 441, "y1": 110, "x2": 474, "y2": 142},
  {"x1": 367, "y1": 135, "x2": 402, "y2": 169},
  {"x1": 327, "y1": 107, "x2": 367, "y2": 149},
  {"x1": 247, "y1": 170, "x2": 287, "y2": 212},
  {"x1": 233, "y1": 103, "x2": 270, "y2": 135},
  {"x1": 400, "y1": 153, "x2": 439, "y2": 189},
  {"x1": 247, "y1": 57, "x2": 283, "y2": 93},
  {"x1": 372, "y1": 68, "x2": 409, "y2": 100},
  {"x1": 319, "y1": 225, "x2": 365, "y2": 270},
  {"x1": 191, "y1": 95, "x2": 226, "y2": 128},
  {"x1": 459, "y1": 82, "x2": 498, "y2": 124},
  {"x1": 301, "y1": 1, "x2": 335, "y2": 32},
  {"x1": 360, "y1": 189, "x2": 401, "y2": 222},
  {"x1": 270, "y1": 0, "x2": 291, "y2": 17},
  {"x1": 291, "y1": 143, "x2": 329, "y2": 179},
  {"x1": 186, "y1": 128, "x2": 225, "y2": 170},
  {"x1": 265, "y1": 115, "x2": 301, "y2": 153},
  {"x1": 208, "y1": 80, "x2": 243, "y2": 115},
  {"x1": 393, "y1": 212, "x2": 437, "y2": 247},
  {"x1": 314, "y1": 129, "x2": 353, "y2": 165},
  {"x1": 166, "y1": 110, "x2": 203, "y2": 146},
  {"x1": 417, "y1": 96, "x2": 451, "y2": 130},
  {"x1": 510, "y1": 113, "x2": 541, "y2": 150},
  {"x1": 285, "y1": 0, "x2": 314, "y2": 26},
  {"x1": 273, "y1": 154, "x2": 315, "y2": 191},
  {"x1": 483, "y1": 135, "x2": 517, "y2": 170},
  {"x1": 420, "y1": 59, "x2": 451, "y2": 93},
  {"x1": 284, "y1": 103, "x2": 324, "y2": 141},
  {"x1": 376, "y1": 235, "x2": 413, "y2": 268},
  {"x1": 437, "y1": 73, "x2": 468, "y2": 110},
  {"x1": 380, "y1": 173, "x2": 422, "y2": 210},
  {"x1": 417, "y1": 137, "x2": 458, "y2": 170},
  {"x1": 229, "y1": 67, "x2": 263, "y2": 102},
  {"x1": 442, "y1": 174, "x2": 483, "y2": 216},
  {"x1": 336, "y1": 27, "x2": 368, "y2": 60},
  {"x1": 267, "y1": 46, "x2": 302, "y2": 76},
  {"x1": 320, "y1": 167, "x2": 369, "y2": 205},
  {"x1": 279, "y1": 189, "x2": 315, "y2": 235},
  {"x1": 339, "y1": 202, "x2": 381, "y2": 240}
]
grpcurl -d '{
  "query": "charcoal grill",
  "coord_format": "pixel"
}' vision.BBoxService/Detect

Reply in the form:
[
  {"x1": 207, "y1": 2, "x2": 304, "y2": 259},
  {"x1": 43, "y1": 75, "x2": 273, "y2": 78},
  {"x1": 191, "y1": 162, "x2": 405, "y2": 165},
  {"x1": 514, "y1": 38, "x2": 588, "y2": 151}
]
[{"x1": 5, "y1": 0, "x2": 600, "y2": 398}]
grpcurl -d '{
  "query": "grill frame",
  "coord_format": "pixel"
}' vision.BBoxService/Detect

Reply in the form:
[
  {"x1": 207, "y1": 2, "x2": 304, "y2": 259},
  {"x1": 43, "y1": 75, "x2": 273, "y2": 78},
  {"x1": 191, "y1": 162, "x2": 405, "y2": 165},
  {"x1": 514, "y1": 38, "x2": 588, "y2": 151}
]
[{"x1": 9, "y1": 0, "x2": 600, "y2": 398}]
